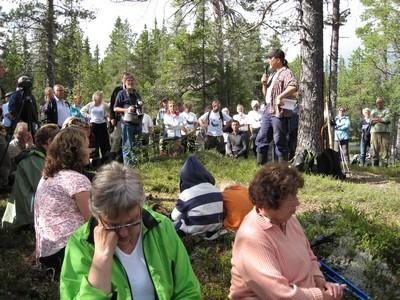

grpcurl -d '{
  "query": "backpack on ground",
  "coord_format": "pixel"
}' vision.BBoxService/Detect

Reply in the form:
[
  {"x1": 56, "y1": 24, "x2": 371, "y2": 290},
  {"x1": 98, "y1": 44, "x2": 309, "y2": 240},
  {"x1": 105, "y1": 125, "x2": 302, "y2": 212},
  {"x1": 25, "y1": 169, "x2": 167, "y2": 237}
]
[
  {"x1": 316, "y1": 149, "x2": 346, "y2": 180},
  {"x1": 291, "y1": 149, "x2": 315, "y2": 173}
]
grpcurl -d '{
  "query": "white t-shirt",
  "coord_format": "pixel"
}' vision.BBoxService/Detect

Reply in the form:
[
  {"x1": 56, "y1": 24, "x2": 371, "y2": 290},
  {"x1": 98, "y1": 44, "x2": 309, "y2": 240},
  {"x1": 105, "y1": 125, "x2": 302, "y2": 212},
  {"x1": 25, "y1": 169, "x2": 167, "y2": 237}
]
[
  {"x1": 164, "y1": 113, "x2": 185, "y2": 138},
  {"x1": 180, "y1": 111, "x2": 197, "y2": 135},
  {"x1": 265, "y1": 72, "x2": 277, "y2": 105},
  {"x1": 1, "y1": 102, "x2": 12, "y2": 127},
  {"x1": 233, "y1": 113, "x2": 249, "y2": 132},
  {"x1": 90, "y1": 104, "x2": 106, "y2": 124},
  {"x1": 247, "y1": 110, "x2": 262, "y2": 129},
  {"x1": 199, "y1": 111, "x2": 231, "y2": 137},
  {"x1": 141, "y1": 113, "x2": 154, "y2": 134},
  {"x1": 115, "y1": 234, "x2": 155, "y2": 300}
]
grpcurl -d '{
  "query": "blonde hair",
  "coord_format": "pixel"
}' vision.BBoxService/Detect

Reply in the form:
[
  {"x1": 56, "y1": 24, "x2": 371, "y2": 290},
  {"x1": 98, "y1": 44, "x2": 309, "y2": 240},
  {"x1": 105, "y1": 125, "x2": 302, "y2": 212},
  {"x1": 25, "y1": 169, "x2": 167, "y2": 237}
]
[
  {"x1": 92, "y1": 91, "x2": 103, "y2": 103},
  {"x1": 14, "y1": 122, "x2": 29, "y2": 139},
  {"x1": 219, "y1": 180, "x2": 238, "y2": 192}
]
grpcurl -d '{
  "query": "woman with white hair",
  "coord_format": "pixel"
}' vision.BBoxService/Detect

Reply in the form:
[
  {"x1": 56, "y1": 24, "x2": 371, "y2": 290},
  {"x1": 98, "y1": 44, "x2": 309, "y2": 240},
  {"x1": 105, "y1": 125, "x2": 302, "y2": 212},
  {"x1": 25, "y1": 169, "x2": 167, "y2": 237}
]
[
  {"x1": 247, "y1": 100, "x2": 262, "y2": 157},
  {"x1": 357, "y1": 108, "x2": 371, "y2": 166},
  {"x1": 81, "y1": 91, "x2": 110, "y2": 164},
  {"x1": 60, "y1": 162, "x2": 201, "y2": 299}
]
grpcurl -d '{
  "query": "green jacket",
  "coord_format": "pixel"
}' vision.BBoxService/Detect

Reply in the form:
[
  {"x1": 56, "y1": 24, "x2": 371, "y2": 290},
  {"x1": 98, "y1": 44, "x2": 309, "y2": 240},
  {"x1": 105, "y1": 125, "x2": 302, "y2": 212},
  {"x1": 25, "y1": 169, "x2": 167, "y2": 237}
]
[
  {"x1": 370, "y1": 107, "x2": 391, "y2": 133},
  {"x1": 1, "y1": 149, "x2": 45, "y2": 227},
  {"x1": 60, "y1": 208, "x2": 201, "y2": 300}
]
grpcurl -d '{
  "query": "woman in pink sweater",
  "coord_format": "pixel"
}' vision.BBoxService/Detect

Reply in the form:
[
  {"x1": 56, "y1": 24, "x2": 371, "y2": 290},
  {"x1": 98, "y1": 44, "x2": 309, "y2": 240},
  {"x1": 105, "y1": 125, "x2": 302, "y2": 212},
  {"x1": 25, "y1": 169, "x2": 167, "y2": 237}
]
[{"x1": 229, "y1": 163, "x2": 346, "y2": 300}]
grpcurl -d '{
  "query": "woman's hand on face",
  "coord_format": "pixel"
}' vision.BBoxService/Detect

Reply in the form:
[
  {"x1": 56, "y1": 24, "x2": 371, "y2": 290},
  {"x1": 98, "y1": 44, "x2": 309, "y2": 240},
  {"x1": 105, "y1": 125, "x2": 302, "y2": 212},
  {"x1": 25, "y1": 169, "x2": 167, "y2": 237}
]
[
  {"x1": 93, "y1": 222, "x2": 119, "y2": 259},
  {"x1": 324, "y1": 282, "x2": 346, "y2": 299},
  {"x1": 89, "y1": 222, "x2": 118, "y2": 294}
]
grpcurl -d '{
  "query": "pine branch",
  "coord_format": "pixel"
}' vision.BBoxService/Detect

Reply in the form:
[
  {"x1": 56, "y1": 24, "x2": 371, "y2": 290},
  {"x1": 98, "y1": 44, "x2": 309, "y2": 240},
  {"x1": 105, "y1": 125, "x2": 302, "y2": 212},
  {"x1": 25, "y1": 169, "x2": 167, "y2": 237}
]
[{"x1": 180, "y1": 77, "x2": 217, "y2": 96}]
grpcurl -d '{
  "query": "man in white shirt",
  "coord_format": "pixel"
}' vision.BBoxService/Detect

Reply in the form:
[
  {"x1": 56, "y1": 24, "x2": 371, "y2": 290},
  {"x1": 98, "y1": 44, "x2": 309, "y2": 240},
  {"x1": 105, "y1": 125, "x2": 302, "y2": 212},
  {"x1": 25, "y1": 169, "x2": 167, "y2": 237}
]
[
  {"x1": 1, "y1": 99, "x2": 12, "y2": 140},
  {"x1": 53, "y1": 84, "x2": 70, "y2": 127},
  {"x1": 141, "y1": 107, "x2": 154, "y2": 146},
  {"x1": 180, "y1": 102, "x2": 198, "y2": 152},
  {"x1": 198, "y1": 100, "x2": 231, "y2": 154},
  {"x1": 233, "y1": 104, "x2": 249, "y2": 154},
  {"x1": 247, "y1": 100, "x2": 262, "y2": 156}
]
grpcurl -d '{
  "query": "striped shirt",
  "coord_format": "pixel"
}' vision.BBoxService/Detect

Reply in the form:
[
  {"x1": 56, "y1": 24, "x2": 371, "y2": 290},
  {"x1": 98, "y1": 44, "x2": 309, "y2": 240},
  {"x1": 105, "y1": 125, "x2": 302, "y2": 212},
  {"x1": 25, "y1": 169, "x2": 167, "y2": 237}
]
[{"x1": 171, "y1": 182, "x2": 223, "y2": 236}]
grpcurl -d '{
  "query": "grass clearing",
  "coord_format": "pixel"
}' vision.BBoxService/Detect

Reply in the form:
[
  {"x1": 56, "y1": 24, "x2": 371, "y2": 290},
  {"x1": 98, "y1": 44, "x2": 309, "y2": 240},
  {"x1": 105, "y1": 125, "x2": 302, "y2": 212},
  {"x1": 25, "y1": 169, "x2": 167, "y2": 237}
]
[{"x1": 0, "y1": 151, "x2": 398, "y2": 299}]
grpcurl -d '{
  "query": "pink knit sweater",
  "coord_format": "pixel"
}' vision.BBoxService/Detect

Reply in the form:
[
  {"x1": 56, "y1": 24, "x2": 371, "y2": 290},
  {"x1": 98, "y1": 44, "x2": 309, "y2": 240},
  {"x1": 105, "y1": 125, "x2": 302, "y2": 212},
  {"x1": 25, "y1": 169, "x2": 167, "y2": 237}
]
[{"x1": 229, "y1": 208, "x2": 324, "y2": 300}]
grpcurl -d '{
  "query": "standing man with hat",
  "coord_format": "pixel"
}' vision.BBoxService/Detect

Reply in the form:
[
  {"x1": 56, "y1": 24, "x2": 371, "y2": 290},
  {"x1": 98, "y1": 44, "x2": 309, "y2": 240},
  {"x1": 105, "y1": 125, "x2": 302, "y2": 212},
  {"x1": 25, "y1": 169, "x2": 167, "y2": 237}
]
[{"x1": 255, "y1": 49, "x2": 298, "y2": 164}]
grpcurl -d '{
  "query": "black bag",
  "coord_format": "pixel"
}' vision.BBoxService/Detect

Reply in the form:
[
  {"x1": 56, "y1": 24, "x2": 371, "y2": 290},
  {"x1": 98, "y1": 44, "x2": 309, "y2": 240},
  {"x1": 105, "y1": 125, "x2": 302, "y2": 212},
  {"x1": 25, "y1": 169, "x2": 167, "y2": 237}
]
[
  {"x1": 291, "y1": 149, "x2": 315, "y2": 173},
  {"x1": 316, "y1": 149, "x2": 345, "y2": 180}
]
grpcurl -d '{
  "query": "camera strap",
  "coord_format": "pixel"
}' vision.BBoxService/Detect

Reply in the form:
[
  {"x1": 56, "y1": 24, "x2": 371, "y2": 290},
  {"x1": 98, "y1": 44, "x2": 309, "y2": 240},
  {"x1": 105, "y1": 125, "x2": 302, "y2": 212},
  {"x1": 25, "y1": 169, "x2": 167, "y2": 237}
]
[{"x1": 124, "y1": 89, "x2": 140, "y2": 106}]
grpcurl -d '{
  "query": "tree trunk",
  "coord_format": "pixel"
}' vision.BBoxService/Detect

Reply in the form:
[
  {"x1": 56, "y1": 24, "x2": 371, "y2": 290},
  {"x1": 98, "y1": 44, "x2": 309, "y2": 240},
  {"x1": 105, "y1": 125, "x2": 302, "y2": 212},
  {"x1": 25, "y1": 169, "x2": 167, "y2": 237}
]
[
  {"x1": 329, "y1": 0, "x2": 340, "y2": 112},
  {"x1": 297, "y1": 0, "x2": 324, "y2": 155},
  {"x1": 212, "y1": 0, "x2": 227, "y2": 107},
  {"x1": 395, "y1": 114, "x2": 400, "y2": 160},
  {"x1": 201, "y1": 0, "x2": 206, "y2": 110},
  {"x1": 45, "y1": 0, "x2": 55, "y2": 87}
]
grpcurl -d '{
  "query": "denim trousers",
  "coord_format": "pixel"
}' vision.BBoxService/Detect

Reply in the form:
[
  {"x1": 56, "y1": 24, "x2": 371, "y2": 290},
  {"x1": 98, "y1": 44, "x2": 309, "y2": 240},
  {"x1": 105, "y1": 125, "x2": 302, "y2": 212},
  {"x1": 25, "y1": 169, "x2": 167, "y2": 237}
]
[
  {"x1": 359, "y1": 139, "x2": 370, "y2": 164},
  {"x1": 121, "y1": 122, "x2": 141, "y2": 166},
  {"x1": 255, "y1": 109, "x2": 288, "y2": 158}
]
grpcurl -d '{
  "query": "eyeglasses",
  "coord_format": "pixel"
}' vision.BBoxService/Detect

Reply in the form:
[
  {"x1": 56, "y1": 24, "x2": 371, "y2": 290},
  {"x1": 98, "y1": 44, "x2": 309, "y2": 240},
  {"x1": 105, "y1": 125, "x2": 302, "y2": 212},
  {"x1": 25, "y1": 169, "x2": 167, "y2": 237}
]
[{"x1": 99, "y1": 215, "x2": 141, "y2": 231}]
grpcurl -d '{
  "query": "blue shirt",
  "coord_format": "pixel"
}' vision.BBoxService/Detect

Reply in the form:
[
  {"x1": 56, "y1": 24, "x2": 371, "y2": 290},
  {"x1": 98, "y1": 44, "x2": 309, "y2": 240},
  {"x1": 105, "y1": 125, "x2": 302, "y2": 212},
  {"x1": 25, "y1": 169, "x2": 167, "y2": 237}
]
[{"x1": 334, "y1": 115, "x2": 350, "y2": 141}]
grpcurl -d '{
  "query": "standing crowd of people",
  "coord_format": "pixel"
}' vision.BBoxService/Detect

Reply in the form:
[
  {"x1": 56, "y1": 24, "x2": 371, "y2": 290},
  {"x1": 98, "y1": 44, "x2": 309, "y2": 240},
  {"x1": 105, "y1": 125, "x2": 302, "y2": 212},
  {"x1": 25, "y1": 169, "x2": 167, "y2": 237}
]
[{"x1": 332, "y1": 96, "x2": 392, "y2": 168}]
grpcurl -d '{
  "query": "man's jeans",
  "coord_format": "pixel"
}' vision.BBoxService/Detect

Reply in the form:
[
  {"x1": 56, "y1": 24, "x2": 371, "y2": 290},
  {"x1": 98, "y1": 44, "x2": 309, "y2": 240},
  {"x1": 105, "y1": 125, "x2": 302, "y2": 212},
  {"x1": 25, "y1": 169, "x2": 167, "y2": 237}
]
[
  {"x1": 359, "y1": 139, "x2": 370, "y2": 165},
  {"x1": 255, "y1": 109, "x2": 288, "y2": 158},
  {"x1": 121, "y1": 122, "x2": 141, "y2": 166}
]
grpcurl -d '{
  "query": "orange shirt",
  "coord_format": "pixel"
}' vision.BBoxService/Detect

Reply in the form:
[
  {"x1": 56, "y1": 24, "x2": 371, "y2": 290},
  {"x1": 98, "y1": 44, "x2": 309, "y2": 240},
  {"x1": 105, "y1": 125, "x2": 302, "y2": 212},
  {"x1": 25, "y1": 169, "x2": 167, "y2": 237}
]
[
  {"x1": 230, "y1": 208, "x2": 324, "y2": 300},
  {"x1": 222, "y1": 185, "x2": 253, "y2": 231}
]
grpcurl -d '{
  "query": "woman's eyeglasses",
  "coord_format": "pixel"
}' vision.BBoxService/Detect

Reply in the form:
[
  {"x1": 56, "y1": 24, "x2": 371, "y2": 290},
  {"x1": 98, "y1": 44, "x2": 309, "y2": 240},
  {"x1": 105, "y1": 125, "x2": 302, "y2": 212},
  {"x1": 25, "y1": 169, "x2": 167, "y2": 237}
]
[{"x1": 99, "y1": 216, "x2": 141, "y2": 231}]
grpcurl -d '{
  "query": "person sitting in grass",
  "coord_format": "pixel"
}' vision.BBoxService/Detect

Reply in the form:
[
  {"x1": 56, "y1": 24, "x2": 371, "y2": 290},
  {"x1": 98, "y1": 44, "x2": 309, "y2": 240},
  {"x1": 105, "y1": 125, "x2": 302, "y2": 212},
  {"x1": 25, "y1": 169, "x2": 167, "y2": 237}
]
[
  {"x1": 34, "y1": 127, "x2": 92, "y2": 276},
  {"x1": 2, "y1": 124, "x2": 59, "y2": 228},
  {"x1": 220, "y1": 181, "x2": 253, "y2": 232},
  {"x1": 0, "y1": 124, "x2": 11, "y2": 189},
  {"x1": 229, "y1": 163, "x2": 346, "y2": 300},
  {"x1": 8, "y1": 122, "x2": 33, "y2": 173},
  {"x1": 163, "y1": 100, "x2": 186, "y2": 157},
  {"x1": 60, "y1": 162, "x2": 201, "y2": 299},
  {"x1": 226, "y1": 120, "x2": 248, "y2": 159},
  {"x1": 171, "y1": 155, "x2": 224, "y2": 240}
]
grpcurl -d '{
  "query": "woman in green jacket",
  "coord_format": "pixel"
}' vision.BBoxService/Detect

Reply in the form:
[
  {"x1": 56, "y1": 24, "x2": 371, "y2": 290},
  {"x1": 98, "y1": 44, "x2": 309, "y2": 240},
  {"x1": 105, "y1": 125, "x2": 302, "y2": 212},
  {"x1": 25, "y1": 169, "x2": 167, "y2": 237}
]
[{"x1": 60, "y1": 161, "x2": 201, "y2": 300}]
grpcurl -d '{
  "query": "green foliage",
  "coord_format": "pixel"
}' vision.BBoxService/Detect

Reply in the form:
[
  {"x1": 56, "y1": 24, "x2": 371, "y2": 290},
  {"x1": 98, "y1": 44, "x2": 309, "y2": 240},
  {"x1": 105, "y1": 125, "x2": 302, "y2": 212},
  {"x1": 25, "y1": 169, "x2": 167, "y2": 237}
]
[
  {"x1": 0, "y1": 32, "x2": 29, "y2": 92},
  {"x1": 101, "y1": 17, "x2": 136, "y2": 98},
  {"x1": 299, "y1": 202, "x2": 400, "y2": 298},
  {"x1": 336, "y1": 0, "x2": 400, "y2": 124}
]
